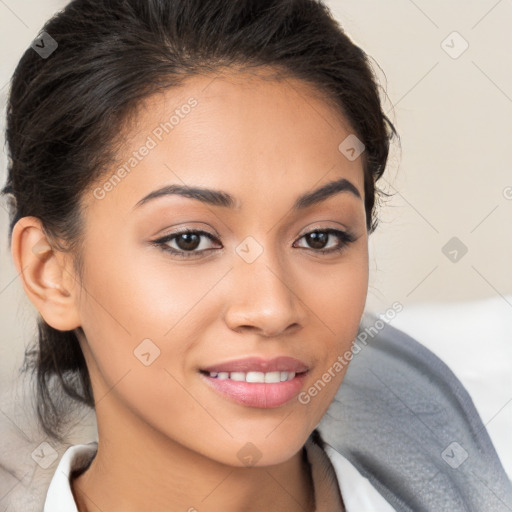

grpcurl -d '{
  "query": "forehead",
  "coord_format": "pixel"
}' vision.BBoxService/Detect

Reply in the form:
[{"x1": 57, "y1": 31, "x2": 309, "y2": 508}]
[
  {"x1": 134, "y1": 68, "x2": 354, "y2": 138},
  {"x1": 84, "y1": 68, "x2": 365, "y2": 215}
]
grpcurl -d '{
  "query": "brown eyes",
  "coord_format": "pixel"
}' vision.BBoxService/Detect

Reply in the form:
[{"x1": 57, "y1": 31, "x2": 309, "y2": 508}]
[{"x1": 152, "y1": 227, "x2": 356, "y2": 258}]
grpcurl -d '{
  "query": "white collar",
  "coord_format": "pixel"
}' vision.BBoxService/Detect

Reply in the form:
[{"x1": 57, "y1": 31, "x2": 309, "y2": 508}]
[
  {"x1": 322, "y1": 443, "x2": 396, "y2": 511},
  {"x1": 43, "y1": 442, "x2": 97, "y2": 512}
]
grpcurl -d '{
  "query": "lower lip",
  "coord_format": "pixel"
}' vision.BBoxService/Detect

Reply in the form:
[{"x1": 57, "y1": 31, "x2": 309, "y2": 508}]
[{"x1": 200, "y1": 372, "x2": 308, "y2": 408}]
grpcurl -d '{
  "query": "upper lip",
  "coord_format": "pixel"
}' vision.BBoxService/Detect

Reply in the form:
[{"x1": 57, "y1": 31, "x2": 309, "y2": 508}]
[{"x1": 201, "y1": 356, "x2": 309, "y2": 374}]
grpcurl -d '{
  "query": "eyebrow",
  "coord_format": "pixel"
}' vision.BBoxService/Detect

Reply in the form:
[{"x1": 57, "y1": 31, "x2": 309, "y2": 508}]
[{"x1": 132, "y1": 177, "x2": 362, "y2": 211}]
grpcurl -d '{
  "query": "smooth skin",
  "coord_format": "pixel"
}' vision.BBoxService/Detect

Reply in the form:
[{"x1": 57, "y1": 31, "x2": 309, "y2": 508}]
[{"x1": 11, "y1": 67, "x2": 369, "y2": 512}]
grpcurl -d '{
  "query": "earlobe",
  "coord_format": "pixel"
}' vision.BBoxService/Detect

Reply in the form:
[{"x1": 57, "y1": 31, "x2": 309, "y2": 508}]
[{"x1": 11, "y1": 216, "x2": 81, "y2": 331}]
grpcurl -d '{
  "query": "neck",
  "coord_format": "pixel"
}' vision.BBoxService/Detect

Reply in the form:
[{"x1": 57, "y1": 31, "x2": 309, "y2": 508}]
[{"x1": 72, "y1": 408, "x2": 315, "y2": 512}]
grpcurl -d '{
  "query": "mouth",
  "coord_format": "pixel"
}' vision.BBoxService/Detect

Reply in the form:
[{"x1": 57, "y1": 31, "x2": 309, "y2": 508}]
[{"x1": 199, "y1": 356, "x2": 310, "y2": 408}]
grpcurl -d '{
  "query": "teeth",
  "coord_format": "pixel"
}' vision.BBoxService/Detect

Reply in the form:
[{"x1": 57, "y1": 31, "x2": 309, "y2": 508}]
[
  {"x1": 264, "y1": 371, "x2": 281, "y2": 383},
  {"x1": 207, "y1": 370, "x2": 297, "y2": 382},
  {"x1": 247, "y1": 371, "x2": 265, "y2": 383}
]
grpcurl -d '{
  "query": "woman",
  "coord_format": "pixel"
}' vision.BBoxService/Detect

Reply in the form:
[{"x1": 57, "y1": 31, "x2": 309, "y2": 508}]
[{"x1": 2, "y1": 0, "x2": 510, "y2": 511}]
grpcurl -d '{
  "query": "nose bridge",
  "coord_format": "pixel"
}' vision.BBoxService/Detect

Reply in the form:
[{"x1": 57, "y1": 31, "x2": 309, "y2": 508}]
[{"x1": 223, "y1": 234, "x2": 303, "y2": 336}]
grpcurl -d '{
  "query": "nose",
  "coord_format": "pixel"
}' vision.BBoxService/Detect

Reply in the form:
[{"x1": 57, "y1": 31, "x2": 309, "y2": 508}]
[{"x1": 222, "y1": 246, "x2": 306, "y2": 338}]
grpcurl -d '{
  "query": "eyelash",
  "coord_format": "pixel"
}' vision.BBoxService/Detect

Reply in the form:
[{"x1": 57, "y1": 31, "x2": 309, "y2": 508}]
[{"x1": 152, "y1": 227, "x2": 357, "y2": 258}]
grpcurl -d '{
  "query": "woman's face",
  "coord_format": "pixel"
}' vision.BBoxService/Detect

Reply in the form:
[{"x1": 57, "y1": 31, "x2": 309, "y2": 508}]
[{"x1": 74, "y1": 69, "x2": 369, "y2": 466}]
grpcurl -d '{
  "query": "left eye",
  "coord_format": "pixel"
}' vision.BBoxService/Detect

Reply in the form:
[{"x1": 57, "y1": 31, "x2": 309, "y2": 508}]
[{"x1": 294, "y1": 228, "x2": 356, "y2": 253}]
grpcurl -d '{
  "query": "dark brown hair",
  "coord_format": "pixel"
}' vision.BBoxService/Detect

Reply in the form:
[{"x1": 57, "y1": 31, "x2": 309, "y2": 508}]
[{"x1": 2, "y1": 0, "x2": 396, "y2": 442}]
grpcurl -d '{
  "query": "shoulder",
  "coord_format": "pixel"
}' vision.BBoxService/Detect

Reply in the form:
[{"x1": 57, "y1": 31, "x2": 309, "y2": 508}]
[
  {"x1": 318, "y1": 313, "x2": 512, "y2": 511},
  {"x1": 0, "y1": 376, "x2": 96, "y2": 512}
]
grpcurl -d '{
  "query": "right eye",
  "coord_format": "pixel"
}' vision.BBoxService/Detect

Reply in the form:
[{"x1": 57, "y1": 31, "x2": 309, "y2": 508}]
[{"x1": 152, "y1": 229, "x2": 222, "y2": 258}]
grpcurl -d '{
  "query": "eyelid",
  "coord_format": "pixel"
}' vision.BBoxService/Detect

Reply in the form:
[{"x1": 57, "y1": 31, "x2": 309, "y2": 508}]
[{"x1": 296, "y1": 221, "x2": 350, "y2": 237}]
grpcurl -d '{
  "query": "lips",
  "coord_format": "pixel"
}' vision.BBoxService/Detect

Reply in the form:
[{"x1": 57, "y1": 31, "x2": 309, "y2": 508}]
[
  {"x1": 200, "y1": 356, "x2": 309, "y2": 374},
  {"x1": 199, "y1": 356, "x2": 310, "y2": 408}
]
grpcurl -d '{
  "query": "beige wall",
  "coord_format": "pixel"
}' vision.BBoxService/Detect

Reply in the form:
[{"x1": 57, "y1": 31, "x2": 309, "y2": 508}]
[
  {"x1": 1, "y1": 0, "x2": 511, "y2": 386},
  {"x1": 330, "y1": 0, "x2": 512, "y2": 312}
]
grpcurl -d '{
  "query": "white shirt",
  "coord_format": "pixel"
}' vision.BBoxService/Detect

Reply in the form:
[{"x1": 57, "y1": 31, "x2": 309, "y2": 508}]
[{"x1": 43, "y1": 441, "x2": 395, "y2": 511}]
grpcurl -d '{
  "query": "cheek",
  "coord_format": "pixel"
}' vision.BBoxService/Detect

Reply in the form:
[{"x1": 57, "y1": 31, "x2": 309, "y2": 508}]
[
  {"x1": 76, "y1": 248, "x2": 212, "y2": 436},
  {"x1": 296, "y1": 243, "x2": 368, "y2": 412},
  {"x1": 300, "y1": 240, "x2": 368, "y2": 339},
  {"x1": 75, "y1": 240, "x2": 234, "y2": 409},
  {"x1": 78, "y1": 236, "x2": 228, "y2": 338}
]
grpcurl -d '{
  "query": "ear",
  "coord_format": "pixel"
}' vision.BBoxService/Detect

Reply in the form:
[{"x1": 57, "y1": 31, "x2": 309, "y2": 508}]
[{"x1": 10, "y1": 216, "x2": 81, "y2": 331}]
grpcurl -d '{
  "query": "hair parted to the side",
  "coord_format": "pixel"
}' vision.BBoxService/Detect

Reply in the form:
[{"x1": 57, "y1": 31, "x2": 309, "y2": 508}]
[{"x1": 1, "y1": 0, "x2": 397, "y2": 442}]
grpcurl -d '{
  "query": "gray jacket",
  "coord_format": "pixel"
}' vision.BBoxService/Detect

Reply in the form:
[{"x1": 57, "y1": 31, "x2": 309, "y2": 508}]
[{"x1": 318, "y1": 314, "x2": 512, "y2": 511}]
